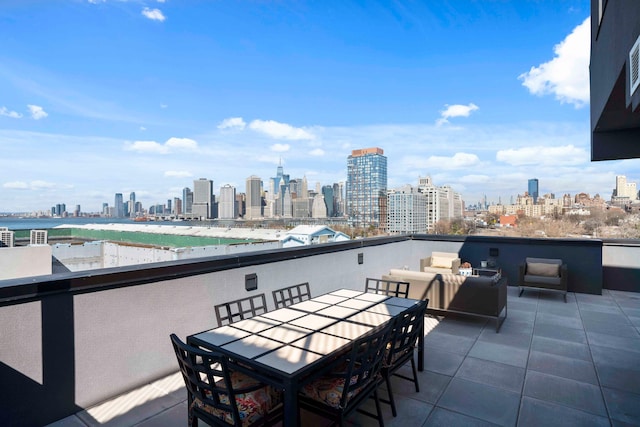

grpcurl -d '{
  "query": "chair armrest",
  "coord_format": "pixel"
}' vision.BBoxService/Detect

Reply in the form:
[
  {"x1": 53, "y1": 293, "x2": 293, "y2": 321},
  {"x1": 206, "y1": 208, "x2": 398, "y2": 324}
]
[
  {"x1": 518, "y1": 263, "x2": 526, "y2": 285},
  {"x1": 451, "y1": 258, "x2": 461, "y2": 275},
  {"x1": 560, "y1": 264, "x2": 568, "y2": 287},
  {"x1": 420, "y1": 257, "x2": 433, "y2": 272}
]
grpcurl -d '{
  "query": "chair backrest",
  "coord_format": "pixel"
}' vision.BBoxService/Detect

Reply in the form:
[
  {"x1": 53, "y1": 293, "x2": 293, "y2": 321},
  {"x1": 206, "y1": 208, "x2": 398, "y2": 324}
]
[
  {"x1": 214, "y1": 293, "x2": 268, "y2": 326},
  {"x1": 170, "y1": 334, "x2": 243, "y2": 425},
  {"x1": 365, "y1": 277, "x2": 410, "y2": 298},
  {"x1": 386, "y1": 301, "x2": 428, "y2": 368},
  {"x1": 272, "y1": 282, "x2": 312, "y2": 309},
  {"x1": 336, "y1": 321, "x2": 394, "y2": 409}
]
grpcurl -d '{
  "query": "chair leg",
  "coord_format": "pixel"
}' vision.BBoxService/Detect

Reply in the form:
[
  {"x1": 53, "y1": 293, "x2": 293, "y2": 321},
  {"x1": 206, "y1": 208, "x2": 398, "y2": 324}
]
[
  {"x1": 564, "y1": 292, "x2": 567, "y2": 303},
  {"x1": 384, "y1": 373, "x2": 398, "y2": 417},
  {"x1": 518, "y1": 287, "x2": 524, "y2": 297},
  {"x1": 410, "y1": 357, "x2": 420, "y2": 393},
  {"x1": 373, "y1": 388, "x2": 385, "y2": 427}
]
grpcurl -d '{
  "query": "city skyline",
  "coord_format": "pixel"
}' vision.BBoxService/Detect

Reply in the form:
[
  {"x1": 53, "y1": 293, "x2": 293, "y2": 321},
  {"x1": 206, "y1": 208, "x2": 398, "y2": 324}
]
[{"x1": 1, "y1": 1, "x2": 639, "y2": 212}]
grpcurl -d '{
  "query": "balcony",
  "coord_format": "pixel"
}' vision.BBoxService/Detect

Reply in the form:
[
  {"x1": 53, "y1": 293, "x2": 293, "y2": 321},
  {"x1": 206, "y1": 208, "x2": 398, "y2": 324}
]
[{"x1": 2, "y1": 234, "x2": 639, "y2": 426}]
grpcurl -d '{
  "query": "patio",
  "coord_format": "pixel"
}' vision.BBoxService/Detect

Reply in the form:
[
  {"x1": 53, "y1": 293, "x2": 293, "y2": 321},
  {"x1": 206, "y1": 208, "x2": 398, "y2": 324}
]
[{"x1": 47, "y1": 286, "x2": 640, "y2": 426}]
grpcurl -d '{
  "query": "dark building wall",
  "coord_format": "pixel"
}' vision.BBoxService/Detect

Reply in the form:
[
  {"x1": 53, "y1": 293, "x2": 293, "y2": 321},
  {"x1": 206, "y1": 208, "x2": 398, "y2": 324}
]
[{"x1": 590, "y1": 0, "x2": 640, "y2": 160}]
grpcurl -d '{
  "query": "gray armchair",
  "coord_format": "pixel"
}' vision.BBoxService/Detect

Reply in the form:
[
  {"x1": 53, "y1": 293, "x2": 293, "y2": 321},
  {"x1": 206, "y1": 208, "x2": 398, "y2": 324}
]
[{"x1": 518, "y1": 257, "x2": 568, "y2": 302}]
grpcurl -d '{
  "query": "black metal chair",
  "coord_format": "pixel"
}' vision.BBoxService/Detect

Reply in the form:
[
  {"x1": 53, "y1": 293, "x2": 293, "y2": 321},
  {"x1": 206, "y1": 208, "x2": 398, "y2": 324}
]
[
  {"x1": 381, "y1": 300, "x2": 428, "y2": 417},
  {"x1": 170, "y1": 334, "x2": 283, "y2": 427},
  {"x1": 272, "y1": 282, "x2": 312, "y2": 309},
  {"x1": 298, "y1": 321, "x2": 395, "y2": 427},
  {"x1": 214, "y1": 293, "x2": 268, "y2": 326},
  {"x1": 365, "y1": 277, "x2": 411, "y2": 298}
]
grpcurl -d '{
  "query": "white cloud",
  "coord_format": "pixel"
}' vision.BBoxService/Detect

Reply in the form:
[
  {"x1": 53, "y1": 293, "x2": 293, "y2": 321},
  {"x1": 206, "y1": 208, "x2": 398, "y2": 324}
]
[
  {"x1": 27, "y1": 105, "x2": 48, "y2": 120},
  {"x1": 410, "y1": 152, "x2": 481, "y2": 170},
  {"x1": 519, "y1": 17, "x2": 590, "y2": 107},
  {"x1": 310, "y1": 148, "x2": 325, "y2": 156},
  {"x1": 3, "y1": 180, "x2": 55, "y2": 190},
  {"x1": 218, "y1": 117, "x2": 246, "y2": 130},
  {"x1": 164, "y1": 171, "x2": 193, "y2": 178},
  {"x1": 436, "y1": 103, "x2": 479, "y2": 125},
  {"x1": 126, "y1": 140, "x2": 167, "y2": 154},
  {"x1": 458, "y1": 174, "x2": 492, "y2": 184},
  {"x1": 496, "y1": 144, "x2": 588, "y2": 166},
  {"x1": 160, "y1": 103, "x2": 168, "y2": 109},
  {"x1": 126, "y1": 137, "x2": 199, "y2": 154},
  {"x1": 270, "y1": 143, "x2": 290, "y2": 152},
  {"x1": 249, "y1": 119, "x2": 315, "y2": 140},
  {"x1": 142, "y1": 7, "x2": 166, "y2": 22},
  {"x1": 0, "y1": 106, "x2": 22, "y2": 118},
  {"x1": 166, "y1": 137, "x2": 198, "y2": 151},
  {"x1": 139, "y1": 126, "x2": 146, "y2": 131}
]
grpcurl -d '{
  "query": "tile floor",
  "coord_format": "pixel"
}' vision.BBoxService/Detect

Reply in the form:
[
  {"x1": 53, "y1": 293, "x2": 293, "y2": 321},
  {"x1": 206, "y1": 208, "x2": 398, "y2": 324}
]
[{"x1": 48, "y1": 287, "x2": 640, "y2": 426}]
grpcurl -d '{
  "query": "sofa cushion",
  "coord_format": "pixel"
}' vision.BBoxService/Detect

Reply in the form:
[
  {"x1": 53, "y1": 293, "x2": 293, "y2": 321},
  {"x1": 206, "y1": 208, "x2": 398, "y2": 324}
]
[
  {"x1": 524, "y1": 274, "x2": 562, "y2": 286},
  {"x1": 430, "y1": 256, "x2": 452, "y2": 269},
  {"x1": 527, "y1": 262, "x2": 560, "y2": 277}
]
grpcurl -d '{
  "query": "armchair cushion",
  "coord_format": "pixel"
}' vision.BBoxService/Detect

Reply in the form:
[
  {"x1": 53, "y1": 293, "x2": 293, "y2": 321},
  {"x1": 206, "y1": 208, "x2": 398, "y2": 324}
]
[
  {"x1": 527, "y1": 262, "x2": 560, "y2": 277},
  {"x1": 431, "y1": 256, "x2": 453, "y2": 269}
]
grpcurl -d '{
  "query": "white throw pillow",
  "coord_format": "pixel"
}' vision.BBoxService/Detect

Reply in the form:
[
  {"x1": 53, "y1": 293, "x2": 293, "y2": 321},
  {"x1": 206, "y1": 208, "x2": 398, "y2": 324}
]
[{"x1": 431, "y1": 256, "x2": 452, "y2": 269}]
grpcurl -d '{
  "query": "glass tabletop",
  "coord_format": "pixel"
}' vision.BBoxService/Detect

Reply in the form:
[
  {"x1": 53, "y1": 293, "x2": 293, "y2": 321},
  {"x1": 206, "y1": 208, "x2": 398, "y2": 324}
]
[
  {"x1": 254, "y1": 345, "x2": 325, "y2": 374},
  {"x1": 311, "y1": 294, "x2": 348, "y2": 305},
  {"x1": 347, "y1": 311, "x2": 392, "y2": 327},
  {"x1": 288, "y1": 300, "x2": 331, "y2": 313},
  {"x1": 231, "y1": 316, "x2": 282, "y2": 333},
  {"x1": 330, "y1": 289, "x2": 364, "y2": 298},
  {"x1": 222, "y1": 334, "x2": 283, "y2": 359},
  {"x1": 191, "y1": 325, "x2": 252, "y2": 346},
  {"x1": 354, "y1": 293, "x2": 391, "y2": 303},
  {"x1": 315, "y1": 305, "x2": 360, "y2": 319},
  {"x1": 385, "y1": 297, "x2": 421, "y2": 308},
  {"x1": 257, "y1": 323, "x2": 313, "y2": 344},
  {"x1": 260, "y1": 307, "x2": 307, "y2": 323},
  {"x1": 337, "y1": 298, "x2": 376, "y2": 310},
  {"x1": 289, "y1": 331, "x2": 352, "y2": 355},
  {"x1": 366, "y1": 302, "x2": 407, "y2": 316},
  {"x1": 320, "y1": 320, "x2": 374, "y2": 340},
  {"x1": 288, "y1": 313, "x2": 338, "y2": 330}
]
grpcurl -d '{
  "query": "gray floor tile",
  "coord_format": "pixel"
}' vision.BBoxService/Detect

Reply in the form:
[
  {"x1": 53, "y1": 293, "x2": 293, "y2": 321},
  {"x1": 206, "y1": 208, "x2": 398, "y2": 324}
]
[
  {"x1": 582, "y1": 316, "x2": 640, "y2": 338},
  {"x1": 518, "y1": 396, "x2": 610, "y2": 427},
  {"x1": 45, "y1": 416, "x2": 88, "y2": 427},
  {"x1": 455, "y1": 356, "x2": 525, "y2": 393},
  {"x1": 388, "y1": 364, "x2": 452, "y2": 404},
  {"x1": 135, "y1": 402, "x2": 187, "y2": 427},
  {"x1": 537, "y1": 302, "x2": 581, "y2": 318},
  {"x1": 423, "y1": 331, "x2": 476, "y2": 356},
  {"x1": 468, "y1": 340, "x2": 529, "y2": 368},
  {"x1": 602, "y1": 387, "x2": 640, "y2": 426},
  {"x1": 576, "y1": 293, "x2": 615, "y2": 305},
  {"x1": 476, "y1": 328, "x2": 532, "y2": 350},
  {"x1": 504, "y1": 308, "x2": 537, "y2": 325},
  {"x1": 437, "y1": 377, "x2": 520, "y2": 426},
  {"x1": 347, "y1": 393, "x2": 433, "y2": 427},
  {"x1": 424, "y1": 407, "x2": 500, "y2": 427},
  {"x1": 493, "y1": 316, "x2": 534, "y2": 335},
  {"x1": 580, "y1": 310, "x2": 631, "y2": 325},
  {"x1": 527, "y1": 350, "x2": 598, "y2": 385},
  {"x1": 429, "y1": 317, "x2": 486, "y2": 338},
  {"x1": 423, "y1": 346, "x2": 465, "y2": 376},
  {"x1": 590, "y1": 344, "x2": 640, "y2": 371},
  {"x1": 533, "y1": 322, "x2": 587, "y2": 344},
  {"x1": 535, "y1": 311, "x2": 583, "y2": 330},
  {"x1": 523, "y1": 370, "x2": 607, "y2": 417},
  {"x1": 587, "y1": 330, "x2": 640, "y2": 353},
  {"x1": 595, "y1": 364, "x2": 640, "y2": 395},
  {"x1": 531, "y1": 336, "x2": 592, "y2": 361},
  {"x1": 507, "y1": 300, "x2": 538, "y2": 313}
]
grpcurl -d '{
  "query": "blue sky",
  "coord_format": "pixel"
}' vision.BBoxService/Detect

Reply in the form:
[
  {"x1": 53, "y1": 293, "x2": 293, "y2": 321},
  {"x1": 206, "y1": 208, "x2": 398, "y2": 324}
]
[{"x1": 1, "y1": 0, "x2": 638, "y2": 213}]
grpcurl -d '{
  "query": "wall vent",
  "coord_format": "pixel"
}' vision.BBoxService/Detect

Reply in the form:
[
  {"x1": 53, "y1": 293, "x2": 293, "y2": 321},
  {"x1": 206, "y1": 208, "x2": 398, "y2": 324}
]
[{"x1": 631, "y1": 35, "x2": 640, "y2": 96}]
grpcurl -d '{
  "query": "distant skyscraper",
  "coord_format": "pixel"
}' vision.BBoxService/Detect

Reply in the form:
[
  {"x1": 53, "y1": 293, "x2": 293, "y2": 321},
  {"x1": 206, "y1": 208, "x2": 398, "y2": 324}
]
[
  {"x1": 246, "y1": 175, "x2": 263, "y2": 219},
  {"x1": 387, "y1": 185, "x2": 427, "y2": 234},
  {"x1": 193, "y1": 178, "x2": 213, "y2": 219},
  {"x1": 182, "y1": 187, "x2": 193, "y2": 214},
  {"x1": 173, "y1": 197, "x2": 182, "y2": 215},
  {"x1": 129, "y1": 192, "x2": 136, "y2": 217},
  {"x1": 219, "y1": 184, "x2": 237, "y2": 219},
  {"x1": 528, "y1": 179, "x2": 539, "y2": 204},
  {"x1": 114, "y1": 193, "x2": 124, "y2": 218},
  {"x1": 322, "y1": 185, "x2": 334, "y2": 217},
  {"x1": 346, "y1": 147, "x2": 387, "y2": 228}
]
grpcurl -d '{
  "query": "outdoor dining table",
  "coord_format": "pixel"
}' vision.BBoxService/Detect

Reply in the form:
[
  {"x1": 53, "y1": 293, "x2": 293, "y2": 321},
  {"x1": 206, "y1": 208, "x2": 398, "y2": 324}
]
[{"x1": 187, "y1": 288, "x2": 426, "y2": 427}]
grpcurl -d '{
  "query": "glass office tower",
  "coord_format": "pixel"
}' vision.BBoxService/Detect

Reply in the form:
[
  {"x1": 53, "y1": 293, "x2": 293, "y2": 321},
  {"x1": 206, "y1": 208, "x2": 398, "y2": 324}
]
[
  {"x1": 528, "y1": 178, "x2": 539, "y2": 204},
  {"x1": 346, "y1": 147, "x2": 387, "y2": 228}
]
